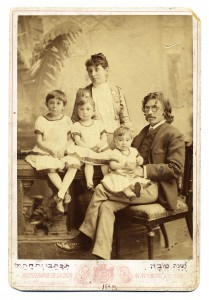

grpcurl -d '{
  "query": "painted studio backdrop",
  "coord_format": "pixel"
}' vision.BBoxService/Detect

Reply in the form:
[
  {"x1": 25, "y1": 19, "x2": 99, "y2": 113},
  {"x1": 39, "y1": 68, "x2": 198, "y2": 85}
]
[{"x1": 17, "y1": 14, "x2": 193, "y2": 153}]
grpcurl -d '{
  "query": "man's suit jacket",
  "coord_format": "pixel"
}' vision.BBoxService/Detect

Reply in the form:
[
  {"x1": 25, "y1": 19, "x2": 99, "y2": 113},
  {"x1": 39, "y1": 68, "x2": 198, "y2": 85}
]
[
  {"x1": 132, "y1": 122, "x2": 185, "y2": 210},
  {"x1": 71, "y1": 83, "x2": 132, "y2": 129}
]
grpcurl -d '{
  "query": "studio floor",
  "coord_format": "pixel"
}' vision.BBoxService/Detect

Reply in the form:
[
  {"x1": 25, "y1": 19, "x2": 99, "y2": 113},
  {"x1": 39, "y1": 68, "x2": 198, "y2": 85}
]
[{"x1": 18, "y1": 218, "x2": 193, "y2": 260}]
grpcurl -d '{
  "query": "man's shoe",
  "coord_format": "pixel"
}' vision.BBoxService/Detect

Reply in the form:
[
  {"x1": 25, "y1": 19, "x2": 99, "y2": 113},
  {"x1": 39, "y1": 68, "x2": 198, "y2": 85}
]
[
  {"x1": 94, "y1": 254, "x2": 105, "y2": 260},
  {"x1": 56, "y1": 234, "x2": 91, "y2": 252}
]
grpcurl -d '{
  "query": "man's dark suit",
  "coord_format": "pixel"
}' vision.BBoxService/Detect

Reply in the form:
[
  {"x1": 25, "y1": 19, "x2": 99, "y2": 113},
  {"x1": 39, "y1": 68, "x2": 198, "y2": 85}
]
[{"x1": 132, "y1": 122, "x2": 185, "y2": 210}]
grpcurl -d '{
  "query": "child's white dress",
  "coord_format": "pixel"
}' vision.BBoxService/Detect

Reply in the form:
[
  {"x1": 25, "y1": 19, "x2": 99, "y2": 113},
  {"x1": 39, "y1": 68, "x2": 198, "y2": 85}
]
[
  {"x1": 25, "y1": 115, "x2": 80, "y2": 172},
  {"x1": 65, "y1": 120, "x2": 111, "y2": 166},
  {"x1": 101, "y1": 147, "x2": 151, "y2": 193}
]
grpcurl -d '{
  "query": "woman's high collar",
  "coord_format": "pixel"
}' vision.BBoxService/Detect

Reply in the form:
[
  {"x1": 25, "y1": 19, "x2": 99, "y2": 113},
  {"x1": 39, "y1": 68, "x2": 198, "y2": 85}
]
[{"x1": 92, "y1": 81, "x2": 109, "y2": 89}]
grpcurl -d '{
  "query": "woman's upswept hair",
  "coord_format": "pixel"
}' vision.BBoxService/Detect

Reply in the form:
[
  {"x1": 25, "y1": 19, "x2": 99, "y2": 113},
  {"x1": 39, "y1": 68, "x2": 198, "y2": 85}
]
[
  {"x1": 45, "y1": 90, "x2": 67, "y2": 105},
  {"x1": 142, "y1": 92, "x2": 174, "y2": 123},
  {"x1": 85, "y1": 53, "x2": 109, "y2": 69},
  {"x1": 113, "y1": 126, "x2": 133, "y2": 140}
]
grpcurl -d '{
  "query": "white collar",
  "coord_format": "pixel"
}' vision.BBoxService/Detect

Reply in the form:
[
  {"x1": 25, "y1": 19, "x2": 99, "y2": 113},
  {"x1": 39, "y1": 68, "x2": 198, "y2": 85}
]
[
  {"x1": 149, "y1": 119, "x2": 166, "y2": 130},
  {"x1": 92, "y1": 81, "x2": 109, "y2": 89}
]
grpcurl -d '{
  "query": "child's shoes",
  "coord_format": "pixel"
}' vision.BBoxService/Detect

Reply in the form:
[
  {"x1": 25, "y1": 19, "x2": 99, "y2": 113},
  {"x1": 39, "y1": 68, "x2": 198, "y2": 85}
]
[
  {"x1": 87, "y1": 184, "x2": 95, "y2": 193},
  {"x1": 64, "y1": 192, "x2": 72, "y2": 204},
  {"x1": 133, "y1": 182, "x2": 141, "y2": 197},
  {"x1": 54, "y1": 195, "x2": 64, "y2": 213}
]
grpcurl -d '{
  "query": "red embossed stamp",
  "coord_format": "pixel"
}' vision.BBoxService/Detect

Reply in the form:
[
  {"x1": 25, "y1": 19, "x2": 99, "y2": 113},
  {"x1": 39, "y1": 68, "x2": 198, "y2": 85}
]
[
  {"x1": 117, "y1": 265, "x2": 132, "y2": 283},
  {"x1": 74, "y1": 264, "x2": 90, "y2": 284},
  {"x1": 93, "y1": 263, "x2": 114, "y2": 283}
]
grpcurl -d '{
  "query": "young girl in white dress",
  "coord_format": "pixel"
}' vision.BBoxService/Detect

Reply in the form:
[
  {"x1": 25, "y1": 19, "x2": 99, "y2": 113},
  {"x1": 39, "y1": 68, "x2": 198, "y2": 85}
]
[
  {"x1": 101, "y1": 126, "x2": 156, "y2": 199},
  {"x1": 25, "y1": 90, "x2": 81, "y2": 213},
  {"x1": 65, "y1": 93, "x2": 110, "y2": 191}
]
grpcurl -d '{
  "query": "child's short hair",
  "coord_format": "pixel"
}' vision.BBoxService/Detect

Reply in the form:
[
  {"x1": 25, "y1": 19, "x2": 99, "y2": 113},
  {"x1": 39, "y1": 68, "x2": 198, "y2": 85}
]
[
  {"x1": 77, "y1": 92, "x2": 96, "y2": 111},
  {"x1": 46, "y1": 90, "x2": 67, "y2": 106},
  {"x1": 113, "y1": 126, "x2": 133, "y2": 140},
  {"x1": 85, "y1": 53, "x2": 109, "y2": 69}
]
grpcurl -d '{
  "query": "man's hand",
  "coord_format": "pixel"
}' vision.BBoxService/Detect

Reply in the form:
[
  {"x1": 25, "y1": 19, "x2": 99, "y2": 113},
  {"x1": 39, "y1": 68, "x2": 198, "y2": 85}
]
[
  {"x1": 136, "y1": 156, "x2": 144, "y2": 166},
  {"x1": 136, "y1": 165, "x2": 144, "y2": 177}
]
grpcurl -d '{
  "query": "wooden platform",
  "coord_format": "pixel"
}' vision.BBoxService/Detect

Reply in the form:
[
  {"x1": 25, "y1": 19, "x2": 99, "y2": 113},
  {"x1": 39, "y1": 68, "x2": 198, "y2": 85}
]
[{"x1": 17, "y1": 158, "x2": 103, "y2": 180}]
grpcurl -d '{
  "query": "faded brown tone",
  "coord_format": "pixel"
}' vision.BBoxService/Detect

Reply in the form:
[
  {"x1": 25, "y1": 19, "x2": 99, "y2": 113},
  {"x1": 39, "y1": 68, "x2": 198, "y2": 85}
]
[{"x1": 17, "y1": 15, "x2": 193, "y2": 150}]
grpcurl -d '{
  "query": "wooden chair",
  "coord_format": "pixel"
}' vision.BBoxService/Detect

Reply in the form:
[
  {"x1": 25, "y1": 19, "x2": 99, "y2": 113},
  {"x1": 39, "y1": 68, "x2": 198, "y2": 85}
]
[{"x1": 115, "y1": 144, "x2": 193, "y2": 259}]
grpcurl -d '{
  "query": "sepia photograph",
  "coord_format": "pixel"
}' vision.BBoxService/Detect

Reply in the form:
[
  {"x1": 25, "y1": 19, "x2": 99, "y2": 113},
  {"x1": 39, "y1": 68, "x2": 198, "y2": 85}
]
[{"x1": 9, "y1": 6, "x2": 200, "y2": 291}]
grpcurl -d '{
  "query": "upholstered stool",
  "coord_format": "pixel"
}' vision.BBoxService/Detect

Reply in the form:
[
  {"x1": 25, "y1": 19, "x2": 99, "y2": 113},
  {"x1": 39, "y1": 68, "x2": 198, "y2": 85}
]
[{"x1": 115, "y1": 195, "x2": 192, "y2": 259}]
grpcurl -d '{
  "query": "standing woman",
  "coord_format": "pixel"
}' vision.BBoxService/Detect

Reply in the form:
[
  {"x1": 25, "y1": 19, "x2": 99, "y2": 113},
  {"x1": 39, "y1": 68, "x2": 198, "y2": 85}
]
[{"x1": 71, "y1": 53, "x2": 132, "y2": 148}]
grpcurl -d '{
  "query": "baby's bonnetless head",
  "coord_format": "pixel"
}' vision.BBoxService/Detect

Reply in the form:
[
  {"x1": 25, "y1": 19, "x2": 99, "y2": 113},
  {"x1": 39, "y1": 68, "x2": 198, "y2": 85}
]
[
  {"x1": 113, "y1": 127, "x2": 133, "y2": 150},
  {"x1": 113, "y1": 126, "x2": 133, "y2": 140},
  {"x1": 45, "y1": 90, "x2": 67, "y2": 106}
]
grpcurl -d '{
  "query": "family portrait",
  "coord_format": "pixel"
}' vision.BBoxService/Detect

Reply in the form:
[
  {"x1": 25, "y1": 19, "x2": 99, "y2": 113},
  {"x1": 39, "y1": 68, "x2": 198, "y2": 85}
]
[{"x1": 11, "y1": 8, "x2": 198, "y2": 291}]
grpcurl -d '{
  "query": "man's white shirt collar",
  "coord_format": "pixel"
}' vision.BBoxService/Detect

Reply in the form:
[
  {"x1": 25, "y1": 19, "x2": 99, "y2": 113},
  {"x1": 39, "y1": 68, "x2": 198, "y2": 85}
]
[{"x1": 149, "y1": 119, "x2": 166, "y2": 130}]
